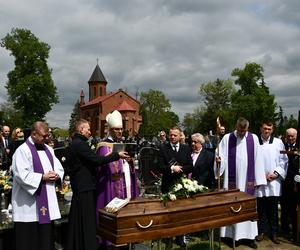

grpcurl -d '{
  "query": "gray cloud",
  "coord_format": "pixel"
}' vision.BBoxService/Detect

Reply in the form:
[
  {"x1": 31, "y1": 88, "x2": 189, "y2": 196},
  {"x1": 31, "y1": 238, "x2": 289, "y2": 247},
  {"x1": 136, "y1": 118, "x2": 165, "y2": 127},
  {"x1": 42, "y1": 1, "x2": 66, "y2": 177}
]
[{"x1": 0, "y1": 0, "x2": 299, "y2": 129}]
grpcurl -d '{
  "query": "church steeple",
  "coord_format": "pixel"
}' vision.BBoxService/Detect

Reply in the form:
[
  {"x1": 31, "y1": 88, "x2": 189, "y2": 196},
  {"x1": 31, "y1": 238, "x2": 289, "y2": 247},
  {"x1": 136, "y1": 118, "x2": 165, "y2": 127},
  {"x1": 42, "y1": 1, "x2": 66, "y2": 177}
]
[
  {"x1": 79, "y1": 89, "x2": 85, "y2": 105},
  {"x1": 88, "y1": 62, "x2": 107, "y2": 101}
]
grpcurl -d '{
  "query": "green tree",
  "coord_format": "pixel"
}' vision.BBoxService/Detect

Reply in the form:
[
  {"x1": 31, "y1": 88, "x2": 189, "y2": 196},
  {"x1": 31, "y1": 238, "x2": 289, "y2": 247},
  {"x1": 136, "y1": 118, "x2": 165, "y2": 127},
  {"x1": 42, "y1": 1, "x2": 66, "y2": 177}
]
[
  {"x1": 139, "y1": 89, "x2": 179, "y2": 137},
  {"x1": 182, "y1": 112, "x2": 199, "y2": 136},
  {"x1": 69, "y1": 100, "x2": 81, "y2": 134},
  {"x1": 52, "y1": 128, "x2": 69, "y2": 139},
  {"x1": 231, "y1": 62, "x2": 278, "y2": 134},
  {"x1": 231, "y1": 62, "x2": 264, "y2": 95},
  {"x1": 1, "y1": 28, "x2": 58, "y2": 127},
  {"x1": 198, "y1": 78, "x2": 236, "y2": 133}
]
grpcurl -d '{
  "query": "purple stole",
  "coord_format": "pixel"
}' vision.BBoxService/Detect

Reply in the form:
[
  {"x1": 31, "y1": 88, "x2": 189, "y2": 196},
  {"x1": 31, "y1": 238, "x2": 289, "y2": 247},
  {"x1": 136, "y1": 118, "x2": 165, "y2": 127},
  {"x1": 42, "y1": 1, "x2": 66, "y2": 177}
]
[
  {"x1": 26, "y1": 139, "x2": 54, "y2": 224},
  {"x1": 228, "y1": 132, "x2": 255, "y2": 195}
]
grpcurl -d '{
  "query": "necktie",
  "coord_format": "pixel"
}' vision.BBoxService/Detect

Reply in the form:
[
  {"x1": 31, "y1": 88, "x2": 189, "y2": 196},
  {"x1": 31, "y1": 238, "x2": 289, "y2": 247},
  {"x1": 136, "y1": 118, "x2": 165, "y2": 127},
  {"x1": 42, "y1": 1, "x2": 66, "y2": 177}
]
[
  {"x1": 5, "y1": 139, "x2": 8, "y2": 148},
  {"x1": 173, "y1": 145, "x2": 177, "y2": 152},
  {"x1": 192, "y1": 153, "x2": 197, "y2": 161}
]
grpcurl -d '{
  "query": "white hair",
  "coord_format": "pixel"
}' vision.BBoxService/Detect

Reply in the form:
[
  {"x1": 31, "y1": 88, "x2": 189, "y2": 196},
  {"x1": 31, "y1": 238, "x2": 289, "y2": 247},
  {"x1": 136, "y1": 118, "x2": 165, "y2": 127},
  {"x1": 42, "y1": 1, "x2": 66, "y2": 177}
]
[{"x1": 191, "y1": 133, "x2": 205, "y2": 144}]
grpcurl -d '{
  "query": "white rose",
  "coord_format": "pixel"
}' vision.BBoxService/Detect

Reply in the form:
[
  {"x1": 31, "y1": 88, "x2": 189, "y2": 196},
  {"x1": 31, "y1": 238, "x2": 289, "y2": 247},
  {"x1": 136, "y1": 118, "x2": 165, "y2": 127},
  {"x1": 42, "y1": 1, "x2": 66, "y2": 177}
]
[
  {"x1": 169, "y1": 194, "x2": 177, "y2": 201},
  {"x1": 174, "y1": 183, "x2": 183, "y2": 192}
]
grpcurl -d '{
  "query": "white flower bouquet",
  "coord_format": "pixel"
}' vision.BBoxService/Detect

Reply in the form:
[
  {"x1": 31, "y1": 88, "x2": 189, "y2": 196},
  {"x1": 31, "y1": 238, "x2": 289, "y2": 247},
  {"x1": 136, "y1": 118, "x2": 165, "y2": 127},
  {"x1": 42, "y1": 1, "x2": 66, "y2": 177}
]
[{"x1": 161, "y1": 175, "x2": 209, "y2": 203}]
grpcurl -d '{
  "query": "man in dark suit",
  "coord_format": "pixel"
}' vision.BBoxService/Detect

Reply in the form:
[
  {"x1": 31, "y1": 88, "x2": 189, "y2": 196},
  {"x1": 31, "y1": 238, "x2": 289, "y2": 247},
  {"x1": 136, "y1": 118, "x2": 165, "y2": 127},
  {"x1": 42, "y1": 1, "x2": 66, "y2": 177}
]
[
  {"x1": 1, "y1": 125, "x2": 12, "y2": 170},
  {"x1": 159, "y1": 126, "x2": 193, "y2": 248},
  {"x1": 191, "y1": 133, "x2": 215, "y2": 189},
  {"x1": 280, "y1": 128, "x2": 298, "y2": 241},
  {"x1": 159, "y1": 126, "x2": 193, "y2": 193},
  {"x1": 66, "y1": 119, "x2": 128, "y2": 250}
]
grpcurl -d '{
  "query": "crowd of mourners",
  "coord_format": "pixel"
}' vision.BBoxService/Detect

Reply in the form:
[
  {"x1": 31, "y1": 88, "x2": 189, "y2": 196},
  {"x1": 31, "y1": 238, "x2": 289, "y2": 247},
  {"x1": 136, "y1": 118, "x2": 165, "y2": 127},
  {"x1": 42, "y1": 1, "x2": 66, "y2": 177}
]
[{"x1": 0, "y1": 113, "x2": 299, "y2": 250}]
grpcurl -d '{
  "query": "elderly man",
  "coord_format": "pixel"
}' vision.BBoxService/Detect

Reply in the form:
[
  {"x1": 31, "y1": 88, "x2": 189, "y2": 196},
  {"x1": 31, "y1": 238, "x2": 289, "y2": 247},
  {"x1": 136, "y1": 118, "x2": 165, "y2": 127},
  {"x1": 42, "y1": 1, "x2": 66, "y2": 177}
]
[
  {"x1": 1, "y1": 125, "x2": 12, "y2": 169},
  {"x1": 1, "y1": 125, "x2": 11, "y2": 152},
  {"x1": 12, "y1": 121, "x2": 64, "y2": 250},
  {"x1": 215, "y1": 117, "x2": 266, "y2": 249},
  {"x1": 191, "y1": 133, "x2": 215, "y2": 188},
  {"x1": 255, "y1": 122, "x2": 288, "y2": 244},
  {"x1": 280, "y1": 128, "x2": 298, "y2": 241}
]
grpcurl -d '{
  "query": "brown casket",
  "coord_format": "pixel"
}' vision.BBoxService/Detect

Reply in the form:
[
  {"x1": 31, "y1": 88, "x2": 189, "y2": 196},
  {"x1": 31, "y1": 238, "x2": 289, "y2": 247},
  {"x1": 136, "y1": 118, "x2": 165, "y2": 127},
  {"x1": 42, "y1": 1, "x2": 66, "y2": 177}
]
[{"x1": 98, "y1": 189, "x2": 257, "y2": 245}]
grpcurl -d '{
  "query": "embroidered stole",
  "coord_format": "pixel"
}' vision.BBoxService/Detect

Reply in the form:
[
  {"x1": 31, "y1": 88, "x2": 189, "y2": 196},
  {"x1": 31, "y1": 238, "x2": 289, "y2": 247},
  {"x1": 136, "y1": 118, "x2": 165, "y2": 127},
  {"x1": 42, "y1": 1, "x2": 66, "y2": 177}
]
[
  {"x1": 228, "y1": 132, "x2": 255, "y2": 195},
  {"x1": 26, "y1": 139, "x2": 54, "y2": 224}
]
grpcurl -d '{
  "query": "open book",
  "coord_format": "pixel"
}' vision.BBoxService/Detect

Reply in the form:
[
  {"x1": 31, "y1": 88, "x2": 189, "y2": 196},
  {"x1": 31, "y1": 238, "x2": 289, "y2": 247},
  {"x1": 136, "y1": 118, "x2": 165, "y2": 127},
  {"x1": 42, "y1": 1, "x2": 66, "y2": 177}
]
[{"x1": 105, "y1": 197, "x2": 130, "y2": 213}]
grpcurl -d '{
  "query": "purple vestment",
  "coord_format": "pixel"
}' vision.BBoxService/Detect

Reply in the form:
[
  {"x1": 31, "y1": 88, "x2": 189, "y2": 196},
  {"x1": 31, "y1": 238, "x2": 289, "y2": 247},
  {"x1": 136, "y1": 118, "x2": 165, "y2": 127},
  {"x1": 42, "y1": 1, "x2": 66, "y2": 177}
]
[
  {"x1": 228, "y1": 132, "x2": 255, "y2": 195},
  {"x1": 95, "y1": 145, "x2": 139, "y2": 218},
  {"x1": 26, "y1": 139, "x2": 53, "y2": 224}
]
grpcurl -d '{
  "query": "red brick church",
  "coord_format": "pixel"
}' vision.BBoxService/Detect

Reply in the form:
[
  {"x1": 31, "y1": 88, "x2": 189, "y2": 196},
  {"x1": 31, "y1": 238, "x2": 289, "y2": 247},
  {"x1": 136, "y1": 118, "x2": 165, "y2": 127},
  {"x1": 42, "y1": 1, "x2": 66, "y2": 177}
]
[{"x1": 79, "y1": 64, "x2": 142, "y2": 138}]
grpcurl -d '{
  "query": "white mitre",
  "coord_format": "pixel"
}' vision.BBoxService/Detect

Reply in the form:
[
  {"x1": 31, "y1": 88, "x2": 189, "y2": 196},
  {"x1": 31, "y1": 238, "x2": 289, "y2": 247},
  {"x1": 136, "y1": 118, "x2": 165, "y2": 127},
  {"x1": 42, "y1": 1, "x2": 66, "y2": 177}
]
[{"x1": 106, "y1": 110, "x2": 123, "y2": 128}]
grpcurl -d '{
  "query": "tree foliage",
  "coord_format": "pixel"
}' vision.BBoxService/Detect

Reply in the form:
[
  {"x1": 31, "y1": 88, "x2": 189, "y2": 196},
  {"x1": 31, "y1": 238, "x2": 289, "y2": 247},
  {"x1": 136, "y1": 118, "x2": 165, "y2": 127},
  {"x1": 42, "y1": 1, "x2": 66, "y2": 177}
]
[
  {"x1": 139, "y1": 89, "x2": 179, "y2": 137},
  {"x1": 231, "y1": 62, "x2": 278, "y2": 134},
  {"x1": 198, "y1": 78, "x2": 236, "y2": 133},
  {"x1": 1, "y1": 28, "x2": 58, "y2": 127},
  {"x1": 182, "y1": 62, "x2": 281, "y2": 136},
  {"x1": 231, "y1": 63, "x2": 264, "y2": 95}
]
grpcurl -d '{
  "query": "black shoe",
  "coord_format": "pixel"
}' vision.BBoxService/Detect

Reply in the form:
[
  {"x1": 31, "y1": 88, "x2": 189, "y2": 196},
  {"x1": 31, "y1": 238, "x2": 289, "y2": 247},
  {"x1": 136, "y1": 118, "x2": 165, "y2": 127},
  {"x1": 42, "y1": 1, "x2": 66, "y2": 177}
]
[
  {"x1": 248, "y1": 240, "x2": 258, "y2": 249},
  {"x1": 271, "y1": 235, "x2": 280, "y2": 244},
  {"x1": 255, "y1": 233, "x2": 264, "y2": 241}
]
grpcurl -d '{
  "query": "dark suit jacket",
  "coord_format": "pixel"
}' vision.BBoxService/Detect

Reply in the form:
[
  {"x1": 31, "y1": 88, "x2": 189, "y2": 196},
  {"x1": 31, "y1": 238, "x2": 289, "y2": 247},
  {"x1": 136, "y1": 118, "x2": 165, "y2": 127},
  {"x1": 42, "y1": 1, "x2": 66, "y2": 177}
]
[
  {"x1": 192, "y1": 149, "x2": 215, "y2": 188},
  {"x1": 68, "y1": 133, "x2": 120, "y2": 193},
  {"x1": 159, "y1": 143, "x2": 193, "y2": 193}
]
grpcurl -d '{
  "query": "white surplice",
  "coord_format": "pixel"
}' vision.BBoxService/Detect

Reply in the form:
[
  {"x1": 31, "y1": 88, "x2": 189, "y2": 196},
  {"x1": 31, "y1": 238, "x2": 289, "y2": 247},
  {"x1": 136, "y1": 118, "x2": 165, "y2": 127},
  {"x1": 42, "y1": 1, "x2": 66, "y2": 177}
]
[
  {"x1": 215, "y1": 131, "x2": 267, "y2": 240},
  {"x1": 256, "y1": 137, "x2": 288, "y2": 197},
  {"x1": 12, "y1": 137, "x2": 64, "y2": 222}
]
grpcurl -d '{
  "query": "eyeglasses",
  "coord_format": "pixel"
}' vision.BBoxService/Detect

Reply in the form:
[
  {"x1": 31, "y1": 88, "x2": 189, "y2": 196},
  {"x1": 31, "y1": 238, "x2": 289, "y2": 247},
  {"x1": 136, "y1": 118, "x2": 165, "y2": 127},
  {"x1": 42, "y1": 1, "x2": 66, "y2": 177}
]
[
  {"x1": 192, "y1": 140, "x2": 200, "y2": 144},
  {"x1": 16, "y1": 130, "x2": 23, "y2": 134},
  {"x1": 36, "y1": 132, "x2": 49, "y2": 139}
]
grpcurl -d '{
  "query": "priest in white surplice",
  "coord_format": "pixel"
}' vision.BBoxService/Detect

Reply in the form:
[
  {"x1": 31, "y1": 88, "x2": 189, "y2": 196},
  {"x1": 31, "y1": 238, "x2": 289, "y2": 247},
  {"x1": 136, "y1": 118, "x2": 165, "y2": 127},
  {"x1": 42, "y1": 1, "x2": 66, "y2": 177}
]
[
  {"x1": 12, "y1": 121, "x2": 64, "y2": 250},
  {"x1": 255, "y1": 121, "x2": 288, "y2": 244},
  {"x1": 215, "y1": 117, "x2": 267, "y2": 249}
]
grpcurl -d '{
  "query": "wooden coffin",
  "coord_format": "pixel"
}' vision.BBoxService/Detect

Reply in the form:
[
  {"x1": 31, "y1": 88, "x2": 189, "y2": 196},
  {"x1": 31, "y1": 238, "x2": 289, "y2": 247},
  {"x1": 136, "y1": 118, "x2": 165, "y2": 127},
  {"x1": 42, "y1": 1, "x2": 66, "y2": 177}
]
[{"x1": 98, "y1": 189, "x2": 257, "y2": 245}]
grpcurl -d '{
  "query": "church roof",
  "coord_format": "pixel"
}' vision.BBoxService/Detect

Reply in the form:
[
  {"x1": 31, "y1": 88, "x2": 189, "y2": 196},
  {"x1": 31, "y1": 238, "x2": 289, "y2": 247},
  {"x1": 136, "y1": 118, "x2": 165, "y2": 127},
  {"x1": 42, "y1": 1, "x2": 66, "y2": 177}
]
[
  {"x1": 81, "y1": 92, "x2": 114, "y2": 107},
  {"x1": 88, "y1": 64, "x2": 107, "y2": 83},
  {"x1": 116, "y1": 100, "x2": 136, "y2": 111}
]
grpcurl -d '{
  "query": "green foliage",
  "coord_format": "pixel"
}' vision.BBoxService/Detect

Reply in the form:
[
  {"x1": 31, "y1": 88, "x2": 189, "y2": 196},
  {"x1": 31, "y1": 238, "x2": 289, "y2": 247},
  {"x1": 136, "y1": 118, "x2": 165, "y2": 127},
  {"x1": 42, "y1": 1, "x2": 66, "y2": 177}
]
[
  {"x1": 139, "y1": 89, "x2": 179, "y2": 137},
  {"x1": 1, "y1": 28, "x2": 58, "y2": 127},
  {"x1": 231, "y1": 62, "x2": 264, "y2": 95},
  {"x1": 182, "y1": 62, "x2": 281, "y2": 135},
  {"x1": 52, "y1": 128, "x2": 69, "y2": 139},
  {"x1": 182, "y1": 111, "x2": 202, "y2": 136},
  {"x1": 230, "y1": 63, "x2": 278, "y2": 134},
  {"x1": 199, "y1": 78, "x2": 235, "y2": 112},
  {"x1": 187, "y1": 79, "x2": 236, "y2": 134},
  {"x1": 68, "y1": 100, "x2": 81, "y2": 134}
]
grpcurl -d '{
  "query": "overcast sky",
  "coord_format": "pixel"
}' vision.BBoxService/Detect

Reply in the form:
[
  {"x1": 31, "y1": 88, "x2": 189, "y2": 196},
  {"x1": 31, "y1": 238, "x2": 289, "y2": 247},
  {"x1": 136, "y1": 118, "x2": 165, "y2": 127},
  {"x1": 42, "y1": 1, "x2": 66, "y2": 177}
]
[{"x1": 0, "y1": 0, "x2": 299, "y2": 129}]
